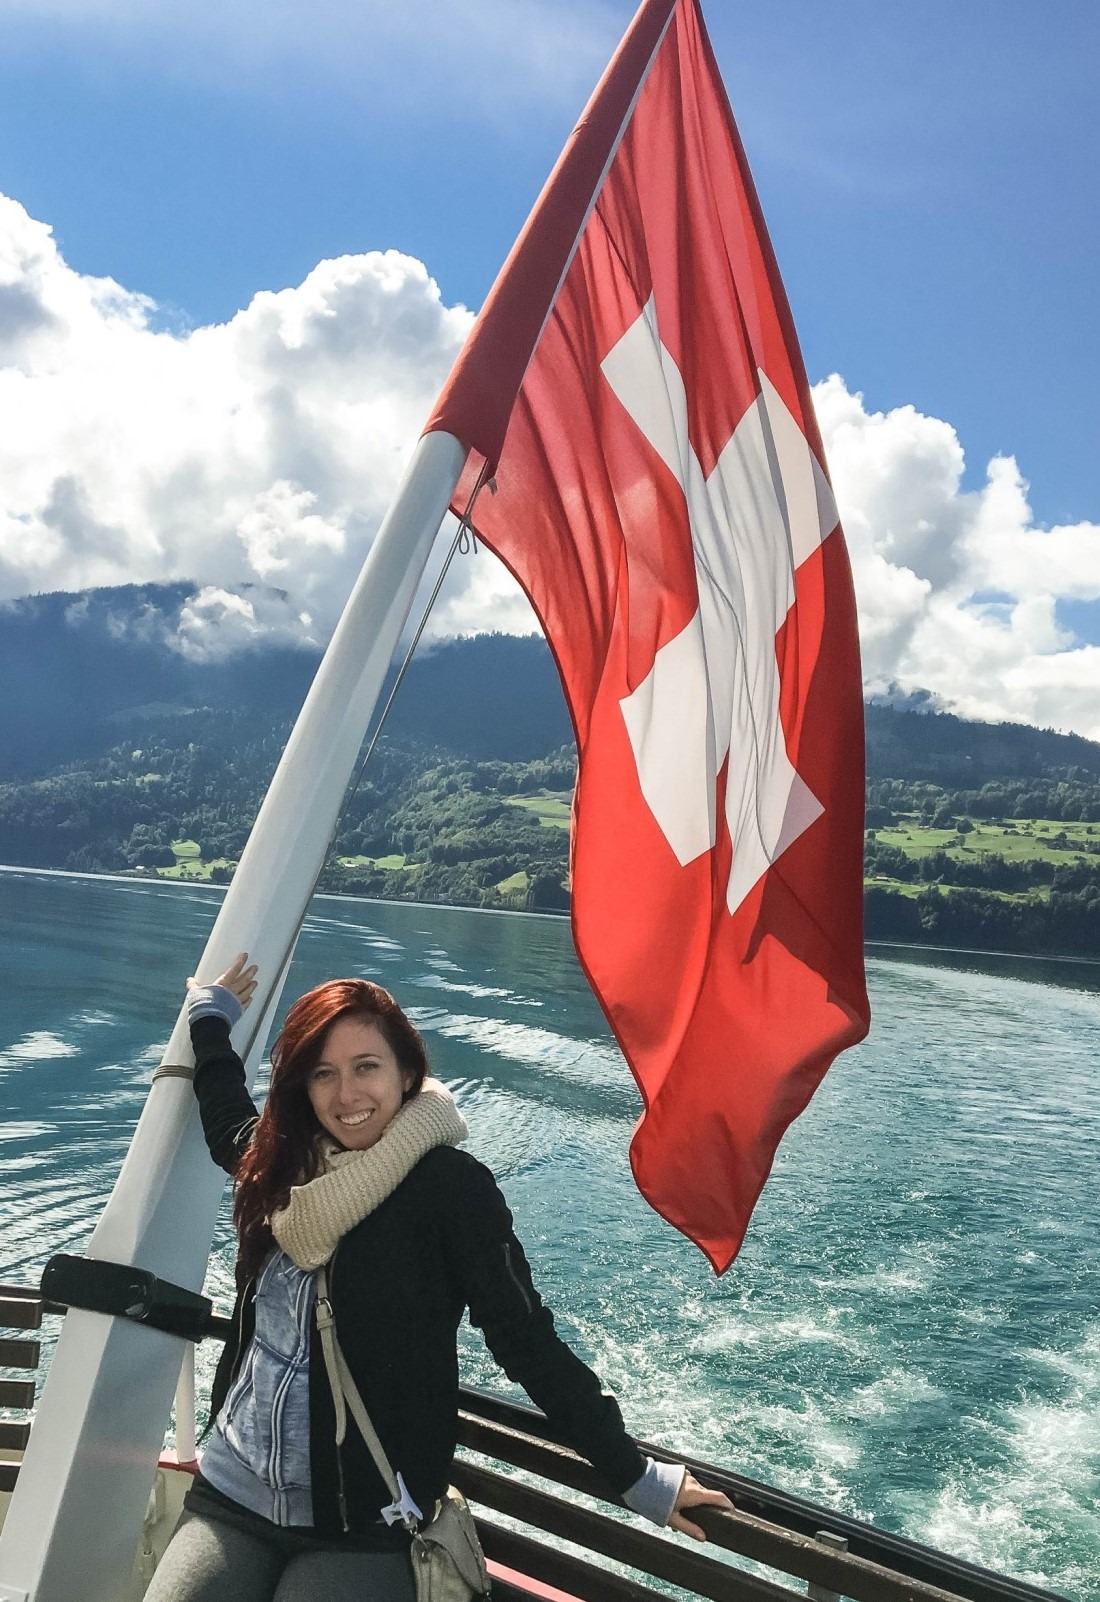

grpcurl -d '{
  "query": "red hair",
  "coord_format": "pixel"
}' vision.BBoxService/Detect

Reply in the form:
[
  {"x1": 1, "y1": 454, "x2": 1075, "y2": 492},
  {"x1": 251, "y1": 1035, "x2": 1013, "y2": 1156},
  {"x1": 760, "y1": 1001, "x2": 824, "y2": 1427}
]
[{"x1": 233, "y1": 979, "x2": 429, "y2": 1285}]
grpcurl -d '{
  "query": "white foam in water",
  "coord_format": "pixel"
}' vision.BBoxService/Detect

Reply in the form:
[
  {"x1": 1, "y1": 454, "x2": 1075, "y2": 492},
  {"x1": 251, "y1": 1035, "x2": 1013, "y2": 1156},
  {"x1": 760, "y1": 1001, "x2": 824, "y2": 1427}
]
[
  {"x1": 96, "y1": 1066, "x2": 162, "y2": 1092},
  {"x1": 405, "y1": 1006, "x2": 451, "y2": 1030},
  {"x1": 460, "y1": 1083, "x2": 630, "y2": 1181},
  {"x1": 418, "y1": 1011, "x2": 629, "y2": 1091},
  {"x1": 924, "y1": 1488, "x2": 1041, "y2": 1579},
  {"x1": 136, "y1": 1041, "x2": 171, "y2": 1063},
  {"x1": 1011, "y1": 1330, "x2": 1100, "y2": 1504},
  {"x1": 303, "y1": 914, "x2": 405, "y2": 952},
  {"x1": 571, "y1": 1316, "x2": 870, "y2": 1518},
  {"x1": 845, "y1": 1368, "x2": 945, "y2": 1419},
  {"x1": 423, "y1": 951, "x2": 463, "y2": 972},
  {"x1": 920, "y1": 1326, "x2": 1100, "y2": 1591},
  {"x1": 437, "y1": 1075, "x2": 487, "y2": 1103},
  {"x1": 157, "y1": 890, "x2": 223, "y2": 907},
  {"x1": 693, "y1": 1312, "x2": 863, "y2": 1354},
  {"x1": 0, "y1": 1031, "x2": 79, "y2": 1071},
  {"x1": 413, "y1": 972, "x2": 535, "y2": 1004},
  {"x1": 823, "y1": 1262, "x2": 930, "y2": 1296},
  {"x1": 0, "y1": 1121, "x2": 58, "y2": 1142}
]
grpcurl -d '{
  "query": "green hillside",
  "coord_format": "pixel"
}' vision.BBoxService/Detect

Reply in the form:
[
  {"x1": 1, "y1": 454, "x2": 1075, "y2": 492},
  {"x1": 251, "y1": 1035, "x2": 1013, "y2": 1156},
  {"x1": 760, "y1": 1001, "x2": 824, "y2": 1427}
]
[{"x1": 0, "y1": 600, "x2": 1098, "y2": 950}]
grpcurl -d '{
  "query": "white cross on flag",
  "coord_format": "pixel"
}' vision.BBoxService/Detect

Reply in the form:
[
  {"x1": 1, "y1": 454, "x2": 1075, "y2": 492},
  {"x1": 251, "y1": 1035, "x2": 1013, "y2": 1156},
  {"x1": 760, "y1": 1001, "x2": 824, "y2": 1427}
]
[{"x1": 428, "y1": 0, "x2": 870, "y2": 1270}]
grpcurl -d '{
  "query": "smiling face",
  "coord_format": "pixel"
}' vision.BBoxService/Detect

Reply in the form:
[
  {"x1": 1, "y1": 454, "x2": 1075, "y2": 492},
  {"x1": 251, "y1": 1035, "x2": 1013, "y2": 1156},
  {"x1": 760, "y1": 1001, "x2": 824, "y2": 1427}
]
[{"x1": 306, "y1": 1014, "x2": 415, "y2": 1151}]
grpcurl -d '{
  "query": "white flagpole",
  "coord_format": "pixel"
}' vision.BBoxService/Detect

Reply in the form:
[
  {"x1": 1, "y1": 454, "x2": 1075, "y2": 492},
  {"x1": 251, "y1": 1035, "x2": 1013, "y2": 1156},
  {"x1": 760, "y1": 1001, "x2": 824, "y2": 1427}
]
[{"x1": 0, "y1": 429, "x2": 469, "y2": 1602}]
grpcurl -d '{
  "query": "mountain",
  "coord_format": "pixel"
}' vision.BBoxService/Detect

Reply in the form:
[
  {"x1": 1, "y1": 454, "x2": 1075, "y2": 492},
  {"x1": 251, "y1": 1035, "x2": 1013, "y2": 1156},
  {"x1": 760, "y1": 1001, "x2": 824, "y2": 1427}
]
[
  {"x1": 2, "y1": 584, "x2": 1097, "y2": 948},
  {"x1": 2, "y1": 582, "x2": 1097, "y2": 781},
  {"x1": 864, "y1": 703, "x2": 1100, "y2": 784},
  {"x1": 2, "y1": 585, "x2": 312, "y2": 778},
  {"x1": 0, "y1": 585, "x2": 572, "y2": 778}
]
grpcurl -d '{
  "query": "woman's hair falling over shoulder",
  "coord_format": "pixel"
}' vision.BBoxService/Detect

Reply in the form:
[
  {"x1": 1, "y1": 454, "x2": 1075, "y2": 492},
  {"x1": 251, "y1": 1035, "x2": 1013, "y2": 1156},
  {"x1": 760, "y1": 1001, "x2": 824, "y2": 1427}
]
[{"x1": 233, "y1": 978, "x2": 429, "y2": 1285}]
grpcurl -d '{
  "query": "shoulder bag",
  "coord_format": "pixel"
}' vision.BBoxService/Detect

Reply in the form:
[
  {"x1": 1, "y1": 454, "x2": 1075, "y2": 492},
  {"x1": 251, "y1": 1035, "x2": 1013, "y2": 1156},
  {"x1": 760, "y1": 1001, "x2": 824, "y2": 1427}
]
[{"x1": 315, "y1": 1265, "x2": 491, "y2": 1601}]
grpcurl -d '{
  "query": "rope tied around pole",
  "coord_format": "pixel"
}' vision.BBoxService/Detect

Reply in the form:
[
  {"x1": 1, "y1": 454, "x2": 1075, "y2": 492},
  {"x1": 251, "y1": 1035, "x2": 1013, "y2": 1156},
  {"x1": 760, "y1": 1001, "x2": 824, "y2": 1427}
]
[{"x1": 150, "y1": 1063, "x2": 196, "y2": 1084}]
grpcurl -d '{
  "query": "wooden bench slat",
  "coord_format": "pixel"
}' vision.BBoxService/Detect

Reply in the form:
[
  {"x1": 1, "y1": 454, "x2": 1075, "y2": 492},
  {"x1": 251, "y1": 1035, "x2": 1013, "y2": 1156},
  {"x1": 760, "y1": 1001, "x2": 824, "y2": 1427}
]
[
  {"x1": 0, "y1": 1380, "x2": 35, "y2": 1409},
  {"x1": 453, "y1": 1461, "x2": 800, "y2": 1602},
  {"x1": 0, "y1": 1421, "x2": 31, "y2": 1452},
  {"x1": 0, "y1": 1284, "x2": 63, "y2": 1320},
  {"x1": 0, "y1": 1338, "x2": 39, "y2": 1370},
  {"x1": 0, "y1": 1463, "x2": 19, "y2": 1495},
  {"x1": 458, "y1": 1414, "x2": 969, "y2": 1602},
  {"x1": 0, "y1": 1297, "x2": 42, "y2": 1331},
  {"x1": 479, "y1": 1517, "x2": 674, "y2": 1602}
]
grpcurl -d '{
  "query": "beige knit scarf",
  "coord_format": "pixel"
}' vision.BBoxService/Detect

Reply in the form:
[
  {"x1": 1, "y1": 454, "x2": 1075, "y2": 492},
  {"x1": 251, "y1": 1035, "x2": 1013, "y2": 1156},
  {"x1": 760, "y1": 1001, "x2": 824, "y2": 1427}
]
[{"x1": 270, "y1": 1078, "x2": 467, "y2": 1270}]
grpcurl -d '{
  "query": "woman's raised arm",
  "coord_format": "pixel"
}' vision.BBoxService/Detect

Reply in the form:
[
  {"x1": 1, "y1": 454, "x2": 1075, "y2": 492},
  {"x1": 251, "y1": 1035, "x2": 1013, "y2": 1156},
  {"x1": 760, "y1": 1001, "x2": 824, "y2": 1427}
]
[
  {"x1": 186, "y1": 953, "x2": 261, "y2": 1175},
  {"x1": 443, "y1": 1153, "x2": 732, "y2": 1537}
]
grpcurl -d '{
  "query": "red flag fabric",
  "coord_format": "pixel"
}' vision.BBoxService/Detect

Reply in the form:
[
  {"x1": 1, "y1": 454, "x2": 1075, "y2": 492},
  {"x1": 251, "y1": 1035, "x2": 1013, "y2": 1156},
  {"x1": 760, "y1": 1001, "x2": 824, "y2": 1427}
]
[{"x1": 428, "y1": 0, "x2": 870, "y2": 1272}]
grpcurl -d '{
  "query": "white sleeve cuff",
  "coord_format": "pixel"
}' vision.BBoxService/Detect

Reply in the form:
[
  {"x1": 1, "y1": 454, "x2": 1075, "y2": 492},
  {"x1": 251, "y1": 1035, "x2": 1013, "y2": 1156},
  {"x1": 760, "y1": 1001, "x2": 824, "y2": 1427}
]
[
  {"x1": 187, "y1": 983, "x2": 243, "y2": 1030},
  {"x1": 621, "y1": 1457, "x2": 686, "y2": 1526}
]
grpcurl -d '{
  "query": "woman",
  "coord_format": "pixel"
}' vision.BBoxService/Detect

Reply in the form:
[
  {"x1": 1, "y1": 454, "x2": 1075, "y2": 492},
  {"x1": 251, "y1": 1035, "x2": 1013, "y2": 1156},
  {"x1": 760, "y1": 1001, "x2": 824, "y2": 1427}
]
[{"x1": 146, "y1": 953, "x2": 730, "y2": 1602}]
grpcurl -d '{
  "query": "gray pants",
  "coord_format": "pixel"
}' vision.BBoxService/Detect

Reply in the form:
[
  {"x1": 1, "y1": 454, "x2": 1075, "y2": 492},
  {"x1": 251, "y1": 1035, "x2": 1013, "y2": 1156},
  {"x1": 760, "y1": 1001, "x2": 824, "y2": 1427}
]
[{"x1": 145, "y1": 1506, "x2": 416, "y2": 1602}]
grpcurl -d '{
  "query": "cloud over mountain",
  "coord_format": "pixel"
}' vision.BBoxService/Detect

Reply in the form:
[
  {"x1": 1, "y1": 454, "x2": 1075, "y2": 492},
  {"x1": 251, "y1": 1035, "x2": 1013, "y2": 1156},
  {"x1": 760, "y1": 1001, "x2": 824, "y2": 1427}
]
[
  {"x1": 0, "y1": 192, "x2": 473, "y2": 655},
  {"x1": 1, "y1": 192, "x2": 1097, "y2": 737},
  {"x1": 816, "y1": 378, "x2": 1100, "y2": 741}
]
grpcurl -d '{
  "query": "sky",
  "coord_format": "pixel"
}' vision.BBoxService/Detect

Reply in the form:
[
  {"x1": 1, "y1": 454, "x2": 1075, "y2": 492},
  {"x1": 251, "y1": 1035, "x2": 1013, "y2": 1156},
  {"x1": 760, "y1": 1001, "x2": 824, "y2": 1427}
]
[{"x1": 0, "y1": 0, "x2": 1098, "y2": 738}]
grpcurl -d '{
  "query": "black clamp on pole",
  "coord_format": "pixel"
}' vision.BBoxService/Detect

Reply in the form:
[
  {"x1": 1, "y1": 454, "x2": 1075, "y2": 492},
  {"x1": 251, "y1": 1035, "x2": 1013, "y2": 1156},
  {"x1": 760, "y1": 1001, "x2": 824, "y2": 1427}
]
[{"x1": 41, "y1": 1254, "x2": 232, "y2": 1343}]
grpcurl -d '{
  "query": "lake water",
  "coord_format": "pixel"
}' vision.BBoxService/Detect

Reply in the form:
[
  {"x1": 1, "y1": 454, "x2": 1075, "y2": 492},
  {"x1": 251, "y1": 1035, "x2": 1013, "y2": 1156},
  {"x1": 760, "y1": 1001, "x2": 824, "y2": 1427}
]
[{"x1": 1, "y1": 868, "x2": 1099, "y2": 1597}]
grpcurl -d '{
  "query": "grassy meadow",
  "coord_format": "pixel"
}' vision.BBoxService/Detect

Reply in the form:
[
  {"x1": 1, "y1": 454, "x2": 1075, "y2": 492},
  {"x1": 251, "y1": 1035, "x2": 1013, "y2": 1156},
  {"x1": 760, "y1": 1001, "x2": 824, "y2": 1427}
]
[{"x1": 867, "y1": 814, "x2": 1099, "y2": 903}]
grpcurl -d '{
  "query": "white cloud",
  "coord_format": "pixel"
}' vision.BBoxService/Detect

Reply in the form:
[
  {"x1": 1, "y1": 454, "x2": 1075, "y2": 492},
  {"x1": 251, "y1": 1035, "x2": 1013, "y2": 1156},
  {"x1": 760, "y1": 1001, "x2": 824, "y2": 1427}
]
[
  {"x1": 0, "y1": 192, "x2": 477, "y2": 655},
  {"x1": 422, "y1": 543, "x2": 537, "y2": 644},
  {"x1": 174, "y1": 586, "x2": 323, "y2": 662},
  {"x1": 0, "y1": 190, "x2": 1097, "y2": 740},
  {"x1": 814, "y1": 375, "x2": 1100, "y2": 741}
]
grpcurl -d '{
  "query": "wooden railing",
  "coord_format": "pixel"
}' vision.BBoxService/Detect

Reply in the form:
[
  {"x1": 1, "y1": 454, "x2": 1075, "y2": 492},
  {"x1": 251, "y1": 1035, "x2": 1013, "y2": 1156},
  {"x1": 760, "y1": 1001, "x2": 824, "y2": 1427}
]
[
  {"x1": 0, "y1": 1287, "x2": 50, "y2": 1495},
  {"x1": 0, "y1": 1285, "x2": 1071, "y2": 1602},
  {"x1": 453, "y1": 1386, "x2": 1070, "y2": 1602}
]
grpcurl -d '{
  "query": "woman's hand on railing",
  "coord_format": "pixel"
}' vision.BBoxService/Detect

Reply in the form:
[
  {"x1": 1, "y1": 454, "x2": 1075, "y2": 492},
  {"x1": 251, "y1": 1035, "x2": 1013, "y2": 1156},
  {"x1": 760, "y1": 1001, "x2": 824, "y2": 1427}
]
[{"x1": 668, "y1": 1471, "x2": 734, "y2": 1541}]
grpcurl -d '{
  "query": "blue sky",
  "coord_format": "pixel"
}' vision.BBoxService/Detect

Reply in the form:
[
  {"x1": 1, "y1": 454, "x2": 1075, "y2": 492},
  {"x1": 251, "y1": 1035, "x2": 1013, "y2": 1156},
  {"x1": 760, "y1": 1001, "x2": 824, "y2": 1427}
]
[
  {"x1": 0, "y1": 0, "x2": 1097, "y2": 734},
  {"x1": 2, "y1": 1, "x2": 1096, "y2": 523}
]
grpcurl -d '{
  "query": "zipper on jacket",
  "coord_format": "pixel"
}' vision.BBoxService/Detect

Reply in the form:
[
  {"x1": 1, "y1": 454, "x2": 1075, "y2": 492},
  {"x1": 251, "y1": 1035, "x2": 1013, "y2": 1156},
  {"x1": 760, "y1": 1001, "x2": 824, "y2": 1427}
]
[
  {"x1": 327, "y1": 1244, "x2": 350, "y2": 1533},
  {"x1": 503, "y1": 1242, "x2": 534, "y2": 1315},
  {"x1": 231, "y1": 1276, "x2": 254, "y2": 1384},
  {"x1": 199, "y1": 1273, "x2": 254, "y2": 1445}
]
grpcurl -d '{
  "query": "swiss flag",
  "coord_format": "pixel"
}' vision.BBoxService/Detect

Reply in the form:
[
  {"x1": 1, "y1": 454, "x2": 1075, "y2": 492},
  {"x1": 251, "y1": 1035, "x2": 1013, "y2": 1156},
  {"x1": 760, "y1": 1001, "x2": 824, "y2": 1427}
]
[{"x1": 427, "y1": 0, "x2": 870, "y2": 1270}]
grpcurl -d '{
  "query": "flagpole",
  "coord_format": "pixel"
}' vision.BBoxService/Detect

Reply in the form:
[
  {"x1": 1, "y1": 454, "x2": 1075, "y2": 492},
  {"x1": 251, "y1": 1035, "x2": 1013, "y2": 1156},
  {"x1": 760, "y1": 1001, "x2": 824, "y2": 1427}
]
[{"x1": 0, "y1": 429, "x2": 469, "y2": 1602}]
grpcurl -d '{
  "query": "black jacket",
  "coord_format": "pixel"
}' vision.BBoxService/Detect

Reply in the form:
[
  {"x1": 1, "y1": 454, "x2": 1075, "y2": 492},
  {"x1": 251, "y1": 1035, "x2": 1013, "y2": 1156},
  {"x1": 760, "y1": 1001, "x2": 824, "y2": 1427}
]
[{"x1": 191, "y1": 1016, "x2": 646, "y2": 1538}]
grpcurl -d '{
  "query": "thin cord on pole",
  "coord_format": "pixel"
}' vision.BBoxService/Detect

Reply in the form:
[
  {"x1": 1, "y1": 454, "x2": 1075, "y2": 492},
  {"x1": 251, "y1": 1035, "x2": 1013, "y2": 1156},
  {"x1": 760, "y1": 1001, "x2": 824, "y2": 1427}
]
[
  {"x1": 343, "y1": 457, "x2": 492, "y2": 815},
  {"x1": 212, "y1": 458, "x2": 493, "y2": 1051}
]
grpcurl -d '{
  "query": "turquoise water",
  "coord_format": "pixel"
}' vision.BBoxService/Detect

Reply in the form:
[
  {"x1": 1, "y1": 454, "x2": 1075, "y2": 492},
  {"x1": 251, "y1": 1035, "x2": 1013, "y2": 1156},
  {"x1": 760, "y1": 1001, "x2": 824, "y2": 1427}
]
[{"x1": 1, "y1": 868, "x2": 1099, "y2": 1596}]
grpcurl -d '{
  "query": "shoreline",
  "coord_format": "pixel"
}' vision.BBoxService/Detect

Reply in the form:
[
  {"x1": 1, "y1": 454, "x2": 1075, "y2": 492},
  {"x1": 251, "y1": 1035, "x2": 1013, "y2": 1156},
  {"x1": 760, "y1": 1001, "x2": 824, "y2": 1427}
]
[
  {"x1": 3, "y1": 861, "x2": 1099, "y2": 972},
  {"x1": 0, "y1": 861, "x2": 560, "y2": 924},
  {"x1": 865, "y1": 937, "x2": 1100, "y2": 969}
]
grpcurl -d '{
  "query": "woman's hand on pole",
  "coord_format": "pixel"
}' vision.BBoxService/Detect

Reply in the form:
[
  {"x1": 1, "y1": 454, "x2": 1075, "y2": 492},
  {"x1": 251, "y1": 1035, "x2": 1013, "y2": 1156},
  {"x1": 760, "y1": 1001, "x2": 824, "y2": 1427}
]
[
  {"x1": 668, "y1": 1472, "x2": 734, "y2": 1542},
  {"x1": 186, "y1": 952, "x2": 259, "y2": 1012}
]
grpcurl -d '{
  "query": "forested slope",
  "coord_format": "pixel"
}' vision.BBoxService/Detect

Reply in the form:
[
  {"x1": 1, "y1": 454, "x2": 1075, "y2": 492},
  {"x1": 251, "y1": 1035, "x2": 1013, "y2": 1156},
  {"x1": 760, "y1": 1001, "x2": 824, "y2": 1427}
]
[{"x1": 2, "y1": 586, "x2": 1098, "y2": 952}]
